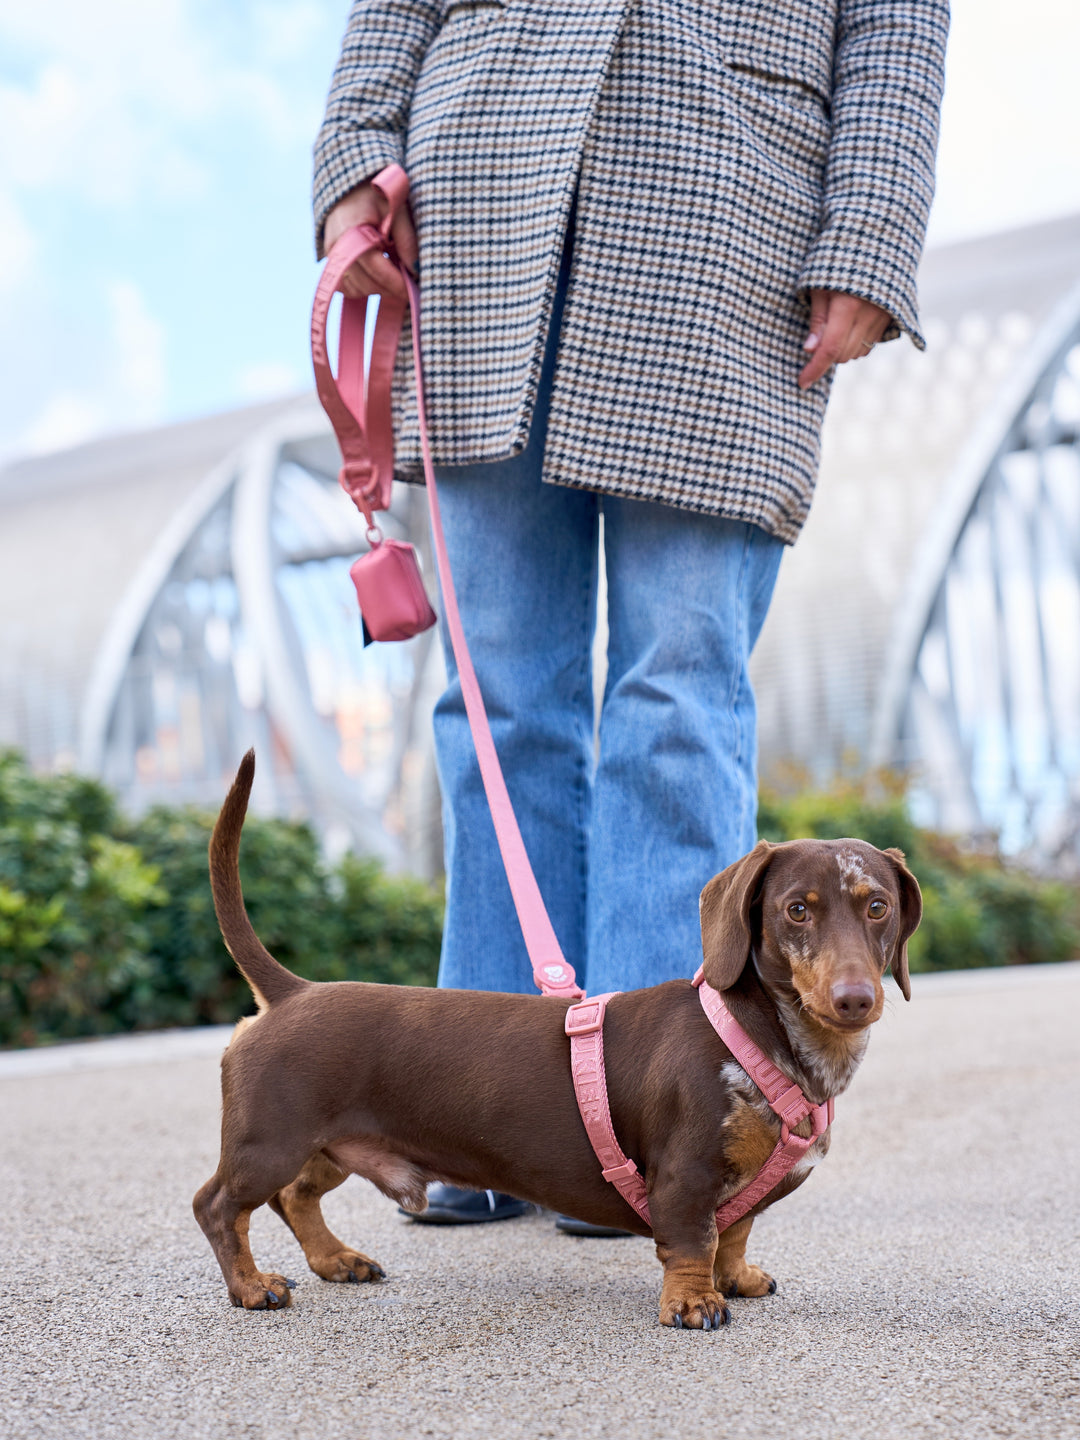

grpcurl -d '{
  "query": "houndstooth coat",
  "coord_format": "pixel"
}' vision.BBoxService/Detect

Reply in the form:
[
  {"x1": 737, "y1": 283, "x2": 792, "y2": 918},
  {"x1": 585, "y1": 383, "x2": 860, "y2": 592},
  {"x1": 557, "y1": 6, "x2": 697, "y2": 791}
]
[{"x1": 314, "y1": 0, "x2": 948, "y2": 544}]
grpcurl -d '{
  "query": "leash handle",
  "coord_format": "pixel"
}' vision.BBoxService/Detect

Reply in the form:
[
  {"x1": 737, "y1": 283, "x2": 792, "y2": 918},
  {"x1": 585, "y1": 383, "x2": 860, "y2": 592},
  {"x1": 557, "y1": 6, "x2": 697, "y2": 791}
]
[
  {"x1": 310, "y1": 165, "x2": 409, "y2": 528},
  {"x1": 313, "y1": 166, "x2": 582, "y2": 1001}
]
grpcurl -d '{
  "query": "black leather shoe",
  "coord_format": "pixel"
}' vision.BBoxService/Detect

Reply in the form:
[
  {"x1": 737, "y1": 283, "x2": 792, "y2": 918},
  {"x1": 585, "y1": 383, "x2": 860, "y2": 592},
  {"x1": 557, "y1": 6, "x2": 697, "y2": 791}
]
[
  {"x1": 555, "y1": 1214, "x2": 635, "y2": 1237},
  {"x1": 402, "y1": 1184, "x2": 531, "y2": 1224}
]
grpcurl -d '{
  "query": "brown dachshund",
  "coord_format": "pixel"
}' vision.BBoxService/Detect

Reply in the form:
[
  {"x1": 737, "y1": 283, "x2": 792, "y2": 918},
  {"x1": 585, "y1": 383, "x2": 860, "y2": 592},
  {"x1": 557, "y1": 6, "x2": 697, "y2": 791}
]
[{"x1": 194, "y1": 753, "x2": 921, "y2": 1329}]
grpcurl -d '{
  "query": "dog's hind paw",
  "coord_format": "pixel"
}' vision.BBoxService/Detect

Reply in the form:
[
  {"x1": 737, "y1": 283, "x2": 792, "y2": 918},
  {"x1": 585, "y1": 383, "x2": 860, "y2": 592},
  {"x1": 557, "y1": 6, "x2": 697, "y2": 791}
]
[
  {"x1": 309, "y1": 1248, "x2": 385, "y2": 1285},
  {"x1": 715, "y1": 1261, "x2": 776, "y2": 1299}
]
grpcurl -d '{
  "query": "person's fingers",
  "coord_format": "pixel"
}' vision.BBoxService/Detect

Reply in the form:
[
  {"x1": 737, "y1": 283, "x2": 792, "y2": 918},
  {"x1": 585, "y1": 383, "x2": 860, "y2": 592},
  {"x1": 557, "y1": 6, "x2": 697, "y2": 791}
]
[
  {"x1": 355, "y1": 246, "x2": 408, "y2": 300},
  {"x1": 332, "y1": 242, "x2": 408, "y2": 301},
  {"x1": 338, "y1": 260, "x2": 397, "y2": 301},
  {"x1": 322, "y1": 181, "x2": 410, "y2": 299},
  {"x1": 845, "y1": 307, "x2": 892, "y2": 363},
  {"x1": 803, "y1": 288, "x2": 831, "y2": 354},
  {"x1": 799, "y1": 295, "x2": 893, "y2": 385},
  {"x1": 391, "y1": 206, "x2": 419, "y2": 274},
  {"x1": 799, "y1": 296, "x2": 858, "y2": 388},
  {"x1": 338, "y1": 267, "x2": 367, "y2": 300}
]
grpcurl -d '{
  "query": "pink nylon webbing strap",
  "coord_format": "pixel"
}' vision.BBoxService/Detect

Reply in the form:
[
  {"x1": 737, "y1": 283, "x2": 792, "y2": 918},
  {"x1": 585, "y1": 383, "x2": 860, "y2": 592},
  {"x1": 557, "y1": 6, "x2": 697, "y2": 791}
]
[
  {"x1": 564, "y1": 974, "x2": 834, "y2": 1234},
  {"x1": 564, "y1": 995, "x2": 651, "y2": 1225},
  {"x1": 691, "y1": 966, "x2": 833, "y2": 1231},
  {"x1": 312, "y1": 166, "x2": 581, "y2": 1000}
]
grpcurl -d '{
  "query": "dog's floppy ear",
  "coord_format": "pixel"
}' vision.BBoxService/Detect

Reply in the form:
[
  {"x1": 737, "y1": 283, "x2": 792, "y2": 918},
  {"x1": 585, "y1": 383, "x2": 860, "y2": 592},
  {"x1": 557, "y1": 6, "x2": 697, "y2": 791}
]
[
  {"x1": 699, "y1": 840, "x2": 776, "y2": 991},
  {"x1": 883, "y1": 847, "x2": 922, "y2": 1002}
]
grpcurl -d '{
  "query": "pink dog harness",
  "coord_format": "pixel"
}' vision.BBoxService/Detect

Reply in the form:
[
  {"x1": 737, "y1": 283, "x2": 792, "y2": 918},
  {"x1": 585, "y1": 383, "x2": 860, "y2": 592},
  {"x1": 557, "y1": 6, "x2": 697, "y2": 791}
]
[
  {"x1": 313, "y1": 167, "x2": 833, "y2": 1234},
  {"x1": 564, "y1": 975, "x2": 832, "y2": 1231}
]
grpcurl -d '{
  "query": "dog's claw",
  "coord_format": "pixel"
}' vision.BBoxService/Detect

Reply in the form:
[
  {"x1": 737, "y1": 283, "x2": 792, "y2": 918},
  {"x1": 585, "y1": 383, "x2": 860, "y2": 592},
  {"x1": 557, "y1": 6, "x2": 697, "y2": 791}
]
[
  {"x1": 767, "y1": 1278, "x2": 778, "y2": 1294},
  {"x1": 672, "y1": 1314, "x2": 683, "y2": 1329},
  {"x1": 285, "y1": 1278, "x2": 297, "y2": 1289},
  {"x1": 266, "y1": 1291, "x2": 281, "y2": 1308},
  {"x1": 724, "y1": 1282, "x2": 739, "y2": 1299},
  {"x1": 370, "y1": 1264, "x2": 386, "y2": 1280},
  {"x1": 347, "y1": 1270, "x2": 359, "y2": 1284}
]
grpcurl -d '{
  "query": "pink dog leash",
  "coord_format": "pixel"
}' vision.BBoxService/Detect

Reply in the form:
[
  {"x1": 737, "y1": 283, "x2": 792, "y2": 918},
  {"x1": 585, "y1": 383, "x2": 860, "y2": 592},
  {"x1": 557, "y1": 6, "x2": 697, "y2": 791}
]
[
  {"x1": 311, "y1": 166, "x2": 581, "y2": 1002},
  {"x1": 314, "y1": 168, "x2": 833, "y2": 1234}
]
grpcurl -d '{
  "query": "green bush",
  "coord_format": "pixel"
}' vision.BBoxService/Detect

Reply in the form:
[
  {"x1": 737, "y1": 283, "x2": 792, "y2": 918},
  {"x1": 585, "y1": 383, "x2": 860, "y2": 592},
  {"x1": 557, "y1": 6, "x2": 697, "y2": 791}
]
[
  {"x1": 759, "y1": 772, "x2": 1080, "y2": 973},
  {"x1": 121, "y1": 808, "x2": 441, "y2": 1027},
  {"x1": 328, "y1": 854, "x2": 443, "y2": 988},
  {"x1": 3, "y1": 752, "x2": 1077, "y2": 1048},
  {"x1": 0, "y1": 753, "x2": 164, "y2": 1047},
  {"x1": 0, "y1": 750, "x2": 443, "y2": 1048}
]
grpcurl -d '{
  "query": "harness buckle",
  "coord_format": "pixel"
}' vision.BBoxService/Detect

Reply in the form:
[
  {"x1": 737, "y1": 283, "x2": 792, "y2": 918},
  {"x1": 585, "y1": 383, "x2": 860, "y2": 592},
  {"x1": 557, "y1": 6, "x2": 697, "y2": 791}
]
[
  {"x1": 538, "y1": 961, "x2": 584, "y2": 999},
  {"x1": 812, "y1": 1099, "x2": 832, "y2": 1137},
  {"x1": 780, "y1": 1100, "x2": 832, "y2": 1148}
]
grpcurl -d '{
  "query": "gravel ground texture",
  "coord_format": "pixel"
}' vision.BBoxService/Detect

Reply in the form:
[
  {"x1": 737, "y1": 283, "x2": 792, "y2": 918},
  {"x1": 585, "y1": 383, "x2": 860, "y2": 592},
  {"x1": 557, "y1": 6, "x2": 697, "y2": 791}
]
[{"x1": 3, "y1": 962, "x2": 1079, "y2": 1440}]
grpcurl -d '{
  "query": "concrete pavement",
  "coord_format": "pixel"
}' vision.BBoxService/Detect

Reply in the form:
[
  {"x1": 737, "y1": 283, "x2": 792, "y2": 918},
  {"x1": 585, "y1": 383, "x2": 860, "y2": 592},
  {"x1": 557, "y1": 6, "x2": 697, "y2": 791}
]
[{"x1": 3, "y1": 962, "x2": 1079, "y2": 1440}]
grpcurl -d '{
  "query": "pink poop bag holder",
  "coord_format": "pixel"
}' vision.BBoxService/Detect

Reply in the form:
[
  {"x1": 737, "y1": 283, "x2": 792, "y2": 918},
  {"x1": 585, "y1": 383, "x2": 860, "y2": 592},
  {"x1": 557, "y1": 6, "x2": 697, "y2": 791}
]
[{"x1": 310, "y1": 165, "x2": 436, "y2": 644}]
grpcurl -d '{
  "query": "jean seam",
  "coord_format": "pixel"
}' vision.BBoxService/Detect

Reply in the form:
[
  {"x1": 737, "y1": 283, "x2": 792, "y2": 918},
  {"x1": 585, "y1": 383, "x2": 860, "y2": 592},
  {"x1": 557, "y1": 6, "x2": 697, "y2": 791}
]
[
  {"x1": 727, "y1": 525, "x2": 753, "y2": 850},
  {"x1": 571, "y1": 504, "x2": 598, "y2": 977}
]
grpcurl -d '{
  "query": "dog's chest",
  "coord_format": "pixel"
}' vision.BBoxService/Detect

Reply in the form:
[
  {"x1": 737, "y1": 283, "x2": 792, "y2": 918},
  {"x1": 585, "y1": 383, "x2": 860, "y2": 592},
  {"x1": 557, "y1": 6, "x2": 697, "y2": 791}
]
[{"x1": 719, "y1": 1061, "x2": 830, "y2": 1190}]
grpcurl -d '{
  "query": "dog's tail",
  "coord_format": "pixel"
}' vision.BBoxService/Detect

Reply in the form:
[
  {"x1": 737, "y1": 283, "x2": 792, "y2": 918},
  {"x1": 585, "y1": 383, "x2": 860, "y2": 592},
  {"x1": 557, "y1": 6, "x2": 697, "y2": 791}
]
[{"x1": 209, "y1": 750, "x2": 307, "y2": 1010}]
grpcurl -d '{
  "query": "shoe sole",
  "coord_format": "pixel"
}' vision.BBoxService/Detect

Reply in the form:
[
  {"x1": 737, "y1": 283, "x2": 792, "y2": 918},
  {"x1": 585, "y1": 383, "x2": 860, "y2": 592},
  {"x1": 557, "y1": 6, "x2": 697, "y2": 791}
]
[
  {"x1": 555, "y1": 1217, "x2": 635, "y2": 1238},
  {"x1": 405, "y1": 1204, "x2": 531, "y2": 1225}
]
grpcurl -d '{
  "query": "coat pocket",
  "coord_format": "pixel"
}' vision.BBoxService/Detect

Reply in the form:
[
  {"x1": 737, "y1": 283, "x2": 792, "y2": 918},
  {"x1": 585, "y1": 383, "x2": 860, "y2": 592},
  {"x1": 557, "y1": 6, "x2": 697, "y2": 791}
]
[
  {"x1": 726, "y1": 62, "x2": 832, "y2": 125},
  {"x1": 441, "y1": 0, "x2": 504, "y2": 17},
  {"x1": 722, "y1": 0, "x2": 837, "y2": 107}
]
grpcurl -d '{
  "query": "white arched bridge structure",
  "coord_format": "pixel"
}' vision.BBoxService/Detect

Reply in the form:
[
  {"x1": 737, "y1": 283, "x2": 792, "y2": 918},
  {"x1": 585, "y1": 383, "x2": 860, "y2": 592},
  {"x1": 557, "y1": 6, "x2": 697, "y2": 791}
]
[{"x1": 3, "y1": 213, "x2": 1079, "y2": 872}]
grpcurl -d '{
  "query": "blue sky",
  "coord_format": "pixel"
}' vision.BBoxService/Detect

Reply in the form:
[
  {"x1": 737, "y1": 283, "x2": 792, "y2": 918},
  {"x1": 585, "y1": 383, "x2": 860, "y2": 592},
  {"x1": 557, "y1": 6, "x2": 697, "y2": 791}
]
[{"x1": 2, "y1": 0, "x2": 1079, "y2": 464}]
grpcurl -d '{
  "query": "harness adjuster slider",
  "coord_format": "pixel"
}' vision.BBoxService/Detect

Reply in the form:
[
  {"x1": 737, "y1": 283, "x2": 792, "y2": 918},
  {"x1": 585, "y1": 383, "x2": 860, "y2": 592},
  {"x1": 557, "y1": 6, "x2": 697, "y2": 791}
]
[
  {"x1": 773, "y1": 1083, "x2": 811, "y2": 1128},
  {"x1": 601, "y1": 1157, "x2": 641, "y2": 1185},
  {"x1": 565, "y1": 1000, "x2": 605, "y2": 1037}
]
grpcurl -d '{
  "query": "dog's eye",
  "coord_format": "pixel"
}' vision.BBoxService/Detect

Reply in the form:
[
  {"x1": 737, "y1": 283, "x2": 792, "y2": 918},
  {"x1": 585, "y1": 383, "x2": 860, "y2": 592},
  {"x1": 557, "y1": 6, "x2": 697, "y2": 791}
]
[
  {"x1": 787, "y1": 901, "x2": 809, "y2": 922},
  {"x1": 868, "y1": 899, "x2": 888, "y2": 919}
]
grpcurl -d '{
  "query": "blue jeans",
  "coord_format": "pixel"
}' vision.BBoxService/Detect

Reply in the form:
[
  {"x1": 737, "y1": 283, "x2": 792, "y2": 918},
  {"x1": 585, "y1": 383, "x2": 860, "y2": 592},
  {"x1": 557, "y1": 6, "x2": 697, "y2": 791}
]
[{"x1": 432, "y1": 233, "x2": 784, "y2": 996}]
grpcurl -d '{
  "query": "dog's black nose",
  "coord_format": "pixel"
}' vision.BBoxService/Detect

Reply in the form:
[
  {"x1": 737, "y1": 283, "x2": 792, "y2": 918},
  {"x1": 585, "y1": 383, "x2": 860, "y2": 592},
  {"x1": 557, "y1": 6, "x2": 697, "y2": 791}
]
[{"x1": 830, "y1": 981, "x2": 875, "y2": 1019}]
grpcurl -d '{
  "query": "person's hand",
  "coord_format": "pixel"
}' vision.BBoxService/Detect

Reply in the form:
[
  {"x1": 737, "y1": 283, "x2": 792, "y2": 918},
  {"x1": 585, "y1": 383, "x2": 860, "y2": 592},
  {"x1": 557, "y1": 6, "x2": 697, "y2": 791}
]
[
  {"x1": 798, "y1": 289, "x2": 891, "y2": 389},
  {"x1": 322, "y1": 180, "x2": 419, "y2": 301}
]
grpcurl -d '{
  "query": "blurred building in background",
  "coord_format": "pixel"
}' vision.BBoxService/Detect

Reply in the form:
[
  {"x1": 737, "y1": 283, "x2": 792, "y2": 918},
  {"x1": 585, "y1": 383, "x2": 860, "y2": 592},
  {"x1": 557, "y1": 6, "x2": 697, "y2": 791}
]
[
  {"x1": 0, "y1": 397, "x2": 444, "y2": 874},
  {"x1": 2, "y1": 213, "x2": 1079, "y2": 874},
  {"x1": 752, "y1": 212, "x2": 1080, "y2": 868}
]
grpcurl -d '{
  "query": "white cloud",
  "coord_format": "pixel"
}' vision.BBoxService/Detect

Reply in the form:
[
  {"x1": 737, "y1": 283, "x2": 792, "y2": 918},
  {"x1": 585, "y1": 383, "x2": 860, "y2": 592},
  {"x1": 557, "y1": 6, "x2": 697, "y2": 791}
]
[
  {"x1": 0, "y1": 190, "x2": 35, "y2": 294},
  {"x1": 19, "y1": 393, "x2": 106, "y2": 456},
  {"x1": 0, "y1": 0, "x2": 337, "y2": 460},
  {"x1": 235, "y1": 360, "x2": 306, "y2": 402},
  {"x1": 0, "y1": 0, "x2": 322, "y2": 210},
  {"x1": 108, "y1": 280, "x2": 167, "y2": 423},
  {"x1": 16, "y1": 278, "x2": 166, "y2": 456}
]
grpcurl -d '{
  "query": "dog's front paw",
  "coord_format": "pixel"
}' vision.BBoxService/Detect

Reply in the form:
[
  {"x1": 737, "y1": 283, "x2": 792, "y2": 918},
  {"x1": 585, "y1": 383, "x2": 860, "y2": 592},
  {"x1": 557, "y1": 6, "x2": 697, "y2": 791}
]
[
  {"x1": 228, "y1": 1271, "x2": 292, "y2": 1310},
  {"x1": 659, "y1": 1288, "x2": 730, "y2": 1331},
  {"x1": 715, "y1": 1260, "x2": 776, "y2": 1299},
  {"x1": 309, "y1": 1248, "x2": 385, "y2": 1285}
]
